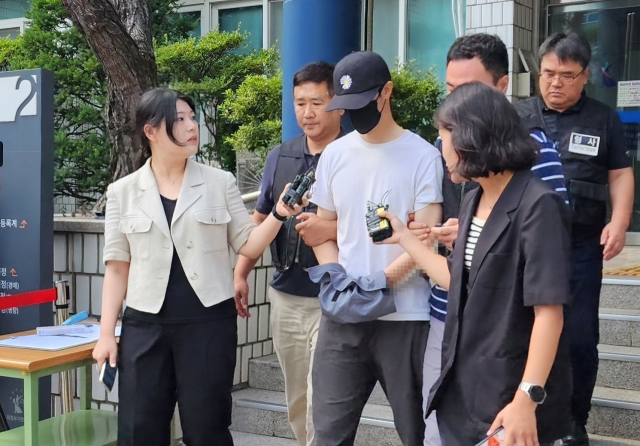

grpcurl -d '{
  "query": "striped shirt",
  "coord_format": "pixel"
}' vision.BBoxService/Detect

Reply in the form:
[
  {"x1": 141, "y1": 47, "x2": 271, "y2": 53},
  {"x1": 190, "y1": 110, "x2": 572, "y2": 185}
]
[
  {"x1": 465, "y1": 217, "x2": 485, "y2": 270},
  {"x1": 529, "y1": 129, "x2": 569, "y2": 204}
]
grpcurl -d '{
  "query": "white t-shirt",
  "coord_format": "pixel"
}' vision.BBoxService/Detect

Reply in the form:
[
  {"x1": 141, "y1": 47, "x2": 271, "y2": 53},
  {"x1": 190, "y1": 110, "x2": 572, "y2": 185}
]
[{"x1": 311, "y1": 130, "x2": 443, "y2": 321}]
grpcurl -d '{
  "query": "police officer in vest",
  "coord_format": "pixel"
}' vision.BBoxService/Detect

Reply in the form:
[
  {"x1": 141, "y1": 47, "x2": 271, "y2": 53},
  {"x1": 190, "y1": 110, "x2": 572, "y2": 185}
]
[
  {"x1": 515, "y1": 33, "x2": 634, "y2": 446},
  {"x1": 234, "y1": 62, "x2": 343, "y2": 446}
]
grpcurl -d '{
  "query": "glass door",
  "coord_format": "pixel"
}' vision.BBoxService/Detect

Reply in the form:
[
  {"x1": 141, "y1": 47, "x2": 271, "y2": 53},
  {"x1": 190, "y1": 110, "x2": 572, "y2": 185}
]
[{"x1": 549, "y1": 0, "x2": 640, "y2": 233}]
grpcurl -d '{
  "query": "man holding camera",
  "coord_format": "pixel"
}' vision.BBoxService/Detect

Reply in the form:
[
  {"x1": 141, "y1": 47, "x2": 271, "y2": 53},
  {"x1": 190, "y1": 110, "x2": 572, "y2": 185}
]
[
  {"x1": 310, "y1": 51, "x2": 443, "y2": 445},
  {"x1": 233, "y1": 62, "x2": 344, "y2": 446}
]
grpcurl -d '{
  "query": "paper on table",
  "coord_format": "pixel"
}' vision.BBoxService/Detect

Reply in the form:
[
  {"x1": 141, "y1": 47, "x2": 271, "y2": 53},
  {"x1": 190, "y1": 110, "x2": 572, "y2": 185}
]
[{"x1": 0, "y1": 325, "x2": 122, "y2": 351}]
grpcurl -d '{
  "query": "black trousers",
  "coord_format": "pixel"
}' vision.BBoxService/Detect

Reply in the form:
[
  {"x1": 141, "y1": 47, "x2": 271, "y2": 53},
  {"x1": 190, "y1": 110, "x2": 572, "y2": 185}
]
[
  {"x1": 567, "y1": 236, "x2": 603, "y2": 427},
  {"x1": 117, "y1": 315, "x2": 237, "y2": 446},
  {"x1": 312, "y1": 316, "x2": 429, "y2": 446}
]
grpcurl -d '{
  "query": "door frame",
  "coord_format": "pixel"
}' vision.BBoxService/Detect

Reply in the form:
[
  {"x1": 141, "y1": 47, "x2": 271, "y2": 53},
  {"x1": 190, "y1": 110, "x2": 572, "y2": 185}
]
[{"x1": 545, "y1": 0, "x2": 640, "y2": 41}]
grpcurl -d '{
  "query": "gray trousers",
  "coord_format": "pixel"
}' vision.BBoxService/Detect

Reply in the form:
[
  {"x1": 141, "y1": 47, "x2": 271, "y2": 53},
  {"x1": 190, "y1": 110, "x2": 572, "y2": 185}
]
[{"x1": 312, "y1": 316, "x2": 430, "y2": 446}]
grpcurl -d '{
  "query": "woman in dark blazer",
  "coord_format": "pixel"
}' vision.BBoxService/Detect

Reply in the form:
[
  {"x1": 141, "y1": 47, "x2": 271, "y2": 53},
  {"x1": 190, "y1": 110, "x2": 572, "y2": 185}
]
[{"x1": 381, "y1": 82, "x2": 572, "y2": 446}]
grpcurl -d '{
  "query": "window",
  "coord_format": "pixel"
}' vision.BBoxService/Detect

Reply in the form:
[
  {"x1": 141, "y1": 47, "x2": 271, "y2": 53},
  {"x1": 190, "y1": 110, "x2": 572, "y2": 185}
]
[
  {"x1": 0, "y1": 0, "x2": 28, "y2": 20},
  {"x1": 0, "y1": 27, "x2": 19, "y2": 39},
  {"x1": 368, "y1": 0, "x2": 463, "y2": 82},
  {"x1": 176, "y1": 11, "x2": 202, "y2": 38},
  {"x1": 269, "y1": 0, "x2": 283, "y2": 55},
  {"x1": 372, "y1": 0, "x2": 400, "y2": 67},
  {"x1": 407, "y1": 0, "x2": 460, "y2": 81},
  {"x1": 0, "y1": 17, "x2": 26, "y2": 39},
  {"x1": 218, "y1": 5, "x2": 263, "y2": 54}
]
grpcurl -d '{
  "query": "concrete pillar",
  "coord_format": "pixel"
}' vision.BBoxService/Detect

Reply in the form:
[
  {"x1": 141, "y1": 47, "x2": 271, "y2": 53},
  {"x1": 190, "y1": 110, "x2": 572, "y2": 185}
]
[{"x1": 281, "y1": 0, "x2": 362, "y2": 141}]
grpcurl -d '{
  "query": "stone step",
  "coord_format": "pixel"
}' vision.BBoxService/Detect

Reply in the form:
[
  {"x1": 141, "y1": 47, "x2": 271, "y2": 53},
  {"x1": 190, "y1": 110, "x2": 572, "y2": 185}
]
[
  {"x1": 228, "y1": 431, "x2": 640, "y2": 446},
  {"x1": 231, "y1": 430, "x2": 298, "y2": 445},
  {"x1": 599, "y1": 308, "x2": 640, "y2": 347},
  {"x1": 249, "y1": 354, "x2": 390, "y2": 406},
  {"x1": 598, "y1": 345, "x2": 640, "y2": 391},
  {"x1": 231, "y1": 388, "x2": 402, "y2": 446},
  {"x1": 589, "y1": 435, "x2": 640, "y2": 446},
  {"x1": 250, "y1": 342, "x2": 640, "y2": 406},
  {"x1": 232, "y1": 386, "x2": 640, "y2": 444},
  {"x1": 601, "y1": 280, "x2": 640, "y2": 311},
  {"x1": 589, "y1": 386, "x2": 640, "y2": 441}
]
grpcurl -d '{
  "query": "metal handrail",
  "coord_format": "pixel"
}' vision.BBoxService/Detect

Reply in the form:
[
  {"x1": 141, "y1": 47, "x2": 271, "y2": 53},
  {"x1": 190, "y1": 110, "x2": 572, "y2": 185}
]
[{"x1": 242, "y1": 190, "x2": 260, "y2": 203}]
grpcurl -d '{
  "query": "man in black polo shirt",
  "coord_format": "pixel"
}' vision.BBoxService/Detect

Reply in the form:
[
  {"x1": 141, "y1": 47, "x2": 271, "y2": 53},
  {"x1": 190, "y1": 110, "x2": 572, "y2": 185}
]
[
  {"x1": 516, "y1": 33, "x2": 634, "y2": 446},
  {"x1": 233, "y1": 62, "x2": 343, "y2": 446}
]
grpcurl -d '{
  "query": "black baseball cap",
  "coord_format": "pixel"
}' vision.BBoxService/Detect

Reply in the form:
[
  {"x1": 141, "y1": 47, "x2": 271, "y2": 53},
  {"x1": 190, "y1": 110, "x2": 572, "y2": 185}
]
[{"x1": 326, "y1": 51, "x2": 392, "y2": 112}]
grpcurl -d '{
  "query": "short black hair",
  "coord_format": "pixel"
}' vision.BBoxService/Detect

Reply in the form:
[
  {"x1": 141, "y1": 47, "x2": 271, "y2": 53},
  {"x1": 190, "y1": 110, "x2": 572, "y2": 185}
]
[
  {"x1": 293, "y1": 61, "x2": 335, "y2": 95},
  {"x1": 446, "y1": 33, "x2": 508, "y2": 83},
  {"x1": 539, "y1": 32, "x2": 591, "y2": 69},
  {"x1": 136, "y1": 87, "x2": 196, "y2": 159},
  {"x1": 434, "y1": 82, "x2": 538, "y2": 179}
]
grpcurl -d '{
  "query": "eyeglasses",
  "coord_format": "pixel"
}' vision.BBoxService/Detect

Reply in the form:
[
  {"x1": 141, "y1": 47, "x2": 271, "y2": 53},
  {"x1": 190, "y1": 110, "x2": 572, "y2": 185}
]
[{"x1": 540, "y1": 68, "x2": 585, "y2": 85}]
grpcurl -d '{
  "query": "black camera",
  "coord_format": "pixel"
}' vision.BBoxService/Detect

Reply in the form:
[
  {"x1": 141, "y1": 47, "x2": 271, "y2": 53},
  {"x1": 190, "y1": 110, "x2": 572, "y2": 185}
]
[
  {"x1": 366, "y1": 203, "x2": 393, "y2": 243},
  {"x1": 282, "y1": 167, "x2": 316, "y2": 209}
]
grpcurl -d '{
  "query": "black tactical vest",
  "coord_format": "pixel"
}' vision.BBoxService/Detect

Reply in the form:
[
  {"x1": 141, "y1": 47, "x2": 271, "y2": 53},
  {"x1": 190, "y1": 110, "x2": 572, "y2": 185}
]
[
  {"x1": 516, "y1": 96, "x2": 609, "y2": 233},
  {"x1": 270, "y1": 135, "x2": 319, "y2": 272}
]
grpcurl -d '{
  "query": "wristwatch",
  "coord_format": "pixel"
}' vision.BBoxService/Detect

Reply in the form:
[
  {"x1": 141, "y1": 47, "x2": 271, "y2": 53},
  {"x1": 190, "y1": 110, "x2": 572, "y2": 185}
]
[
  {"x1": 518, "y1": 382, "x2": 547, "y2": 404},
  {"x1": 272, "y1": 207, "x2": 288, "y2": 222}
]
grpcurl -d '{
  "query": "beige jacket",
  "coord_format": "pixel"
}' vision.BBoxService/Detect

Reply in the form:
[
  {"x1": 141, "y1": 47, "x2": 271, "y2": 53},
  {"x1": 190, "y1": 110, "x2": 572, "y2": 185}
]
[{"x1": 103, "y1": 157, "x2": 255, "y2": 313}]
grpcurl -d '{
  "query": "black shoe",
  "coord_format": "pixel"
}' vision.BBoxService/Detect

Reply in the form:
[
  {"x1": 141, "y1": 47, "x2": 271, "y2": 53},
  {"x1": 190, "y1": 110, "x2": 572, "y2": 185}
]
[{"x1": 561, "y1": 425, "x2": 589, "y2": 446}]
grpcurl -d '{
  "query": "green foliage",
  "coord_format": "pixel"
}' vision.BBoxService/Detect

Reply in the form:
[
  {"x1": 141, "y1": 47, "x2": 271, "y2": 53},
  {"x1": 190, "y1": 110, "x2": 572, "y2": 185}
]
[
  {"x1": 391, "y1": 60, "x2": 445, "y2": 144},
  {"x1": 150, "y1": 0, "x2": 199, "y2": 44},
  {"x1": 220, "y1": 60, "x2": 445, "y2": 171},
  {"x1": 0, "y1": 37, "x2": 19, "y2": 71},
  {"x1": 156, "y1": 29, "x2": 279, "y2": 172},
  {"x1": 220, "y1": 73, "x2": 282, "y2": 164},
  {"x1": 4, "y1": 0, "x2": 109, "y2": 203},
  {"x1": 0, "y1": 0, "x2": 196, "y2": 206}
]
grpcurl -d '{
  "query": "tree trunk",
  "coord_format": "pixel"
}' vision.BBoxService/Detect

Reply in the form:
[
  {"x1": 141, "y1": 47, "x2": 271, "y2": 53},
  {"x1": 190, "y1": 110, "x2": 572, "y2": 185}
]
[{"x1": 61, "y1": 0, "x2": 158, "y2": 183}]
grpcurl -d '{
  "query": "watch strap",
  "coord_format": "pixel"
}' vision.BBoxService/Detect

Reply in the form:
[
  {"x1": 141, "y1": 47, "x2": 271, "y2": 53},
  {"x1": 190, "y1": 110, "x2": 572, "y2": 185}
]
[{"x1": 272, "y1": 207, "x2": 288, "y2": 222}]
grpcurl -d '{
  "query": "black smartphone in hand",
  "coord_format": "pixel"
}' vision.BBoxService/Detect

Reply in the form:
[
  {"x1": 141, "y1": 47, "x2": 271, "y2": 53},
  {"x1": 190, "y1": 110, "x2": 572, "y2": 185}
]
[{"x1": 100, "y1": 361, "x2": 118, "y2": 392}]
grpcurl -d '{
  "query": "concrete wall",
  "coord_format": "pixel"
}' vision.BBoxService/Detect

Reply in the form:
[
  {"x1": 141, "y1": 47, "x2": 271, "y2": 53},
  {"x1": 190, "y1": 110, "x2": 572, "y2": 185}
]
[
  {"x1": 50, "y1": 217, "x2": 274, "y2": 415},
  {"x1": 466, "y1": 0, "x2": 537, "y2": 100}
]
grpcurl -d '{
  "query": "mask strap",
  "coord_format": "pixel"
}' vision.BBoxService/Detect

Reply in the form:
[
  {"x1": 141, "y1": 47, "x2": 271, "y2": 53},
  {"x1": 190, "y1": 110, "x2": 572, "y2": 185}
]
[{"x1": 375, "y1": 86, "x2": 386, "y2": 113}]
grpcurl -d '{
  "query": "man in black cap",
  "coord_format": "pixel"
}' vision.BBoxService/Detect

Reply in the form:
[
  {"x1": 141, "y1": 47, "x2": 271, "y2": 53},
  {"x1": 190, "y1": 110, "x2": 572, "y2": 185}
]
[{"x1": 310, "y1": 51, "x2": 443, "y2": 445}]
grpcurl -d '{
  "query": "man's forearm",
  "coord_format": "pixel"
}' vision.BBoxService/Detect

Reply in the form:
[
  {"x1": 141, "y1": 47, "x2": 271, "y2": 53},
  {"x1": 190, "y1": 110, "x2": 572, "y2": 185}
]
[
  {"x1": 394, "y1": 231, "x2": 450, "y2": 289},
  {"x1": 313, "y1": 206, "x2": 339, "y2": 263},
  {"x1": 609, "y1": 168, "x2": 634, "y2": 228},
  {"x1": 384, "y1": 252, "x2": 417, "y2": 287},
  {"x1": 313, "y1": 240, "x2": 339, "y2": 265},
  {"x1": 385, "y1": 203, "x2": 442, "y2": 286},
  {"x1": 324, "y1": 219, "x2": 338, "y2": 242}
]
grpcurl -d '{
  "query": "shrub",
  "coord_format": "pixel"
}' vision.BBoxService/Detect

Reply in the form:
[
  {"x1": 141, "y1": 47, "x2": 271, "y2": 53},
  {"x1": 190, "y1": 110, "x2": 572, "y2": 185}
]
[
  {"x1": 156, "y1": 30, "x2": 279, "y2": 172},
  {"x1": 222, "y1": 60, "x2": 445, "y2": 169}
]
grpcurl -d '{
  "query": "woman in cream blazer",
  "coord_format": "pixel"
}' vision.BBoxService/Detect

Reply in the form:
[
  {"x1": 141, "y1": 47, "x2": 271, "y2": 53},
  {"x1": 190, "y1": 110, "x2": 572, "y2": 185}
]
[{"x1": 93, "y1": 88, "x2": 301, "y2": 446}]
